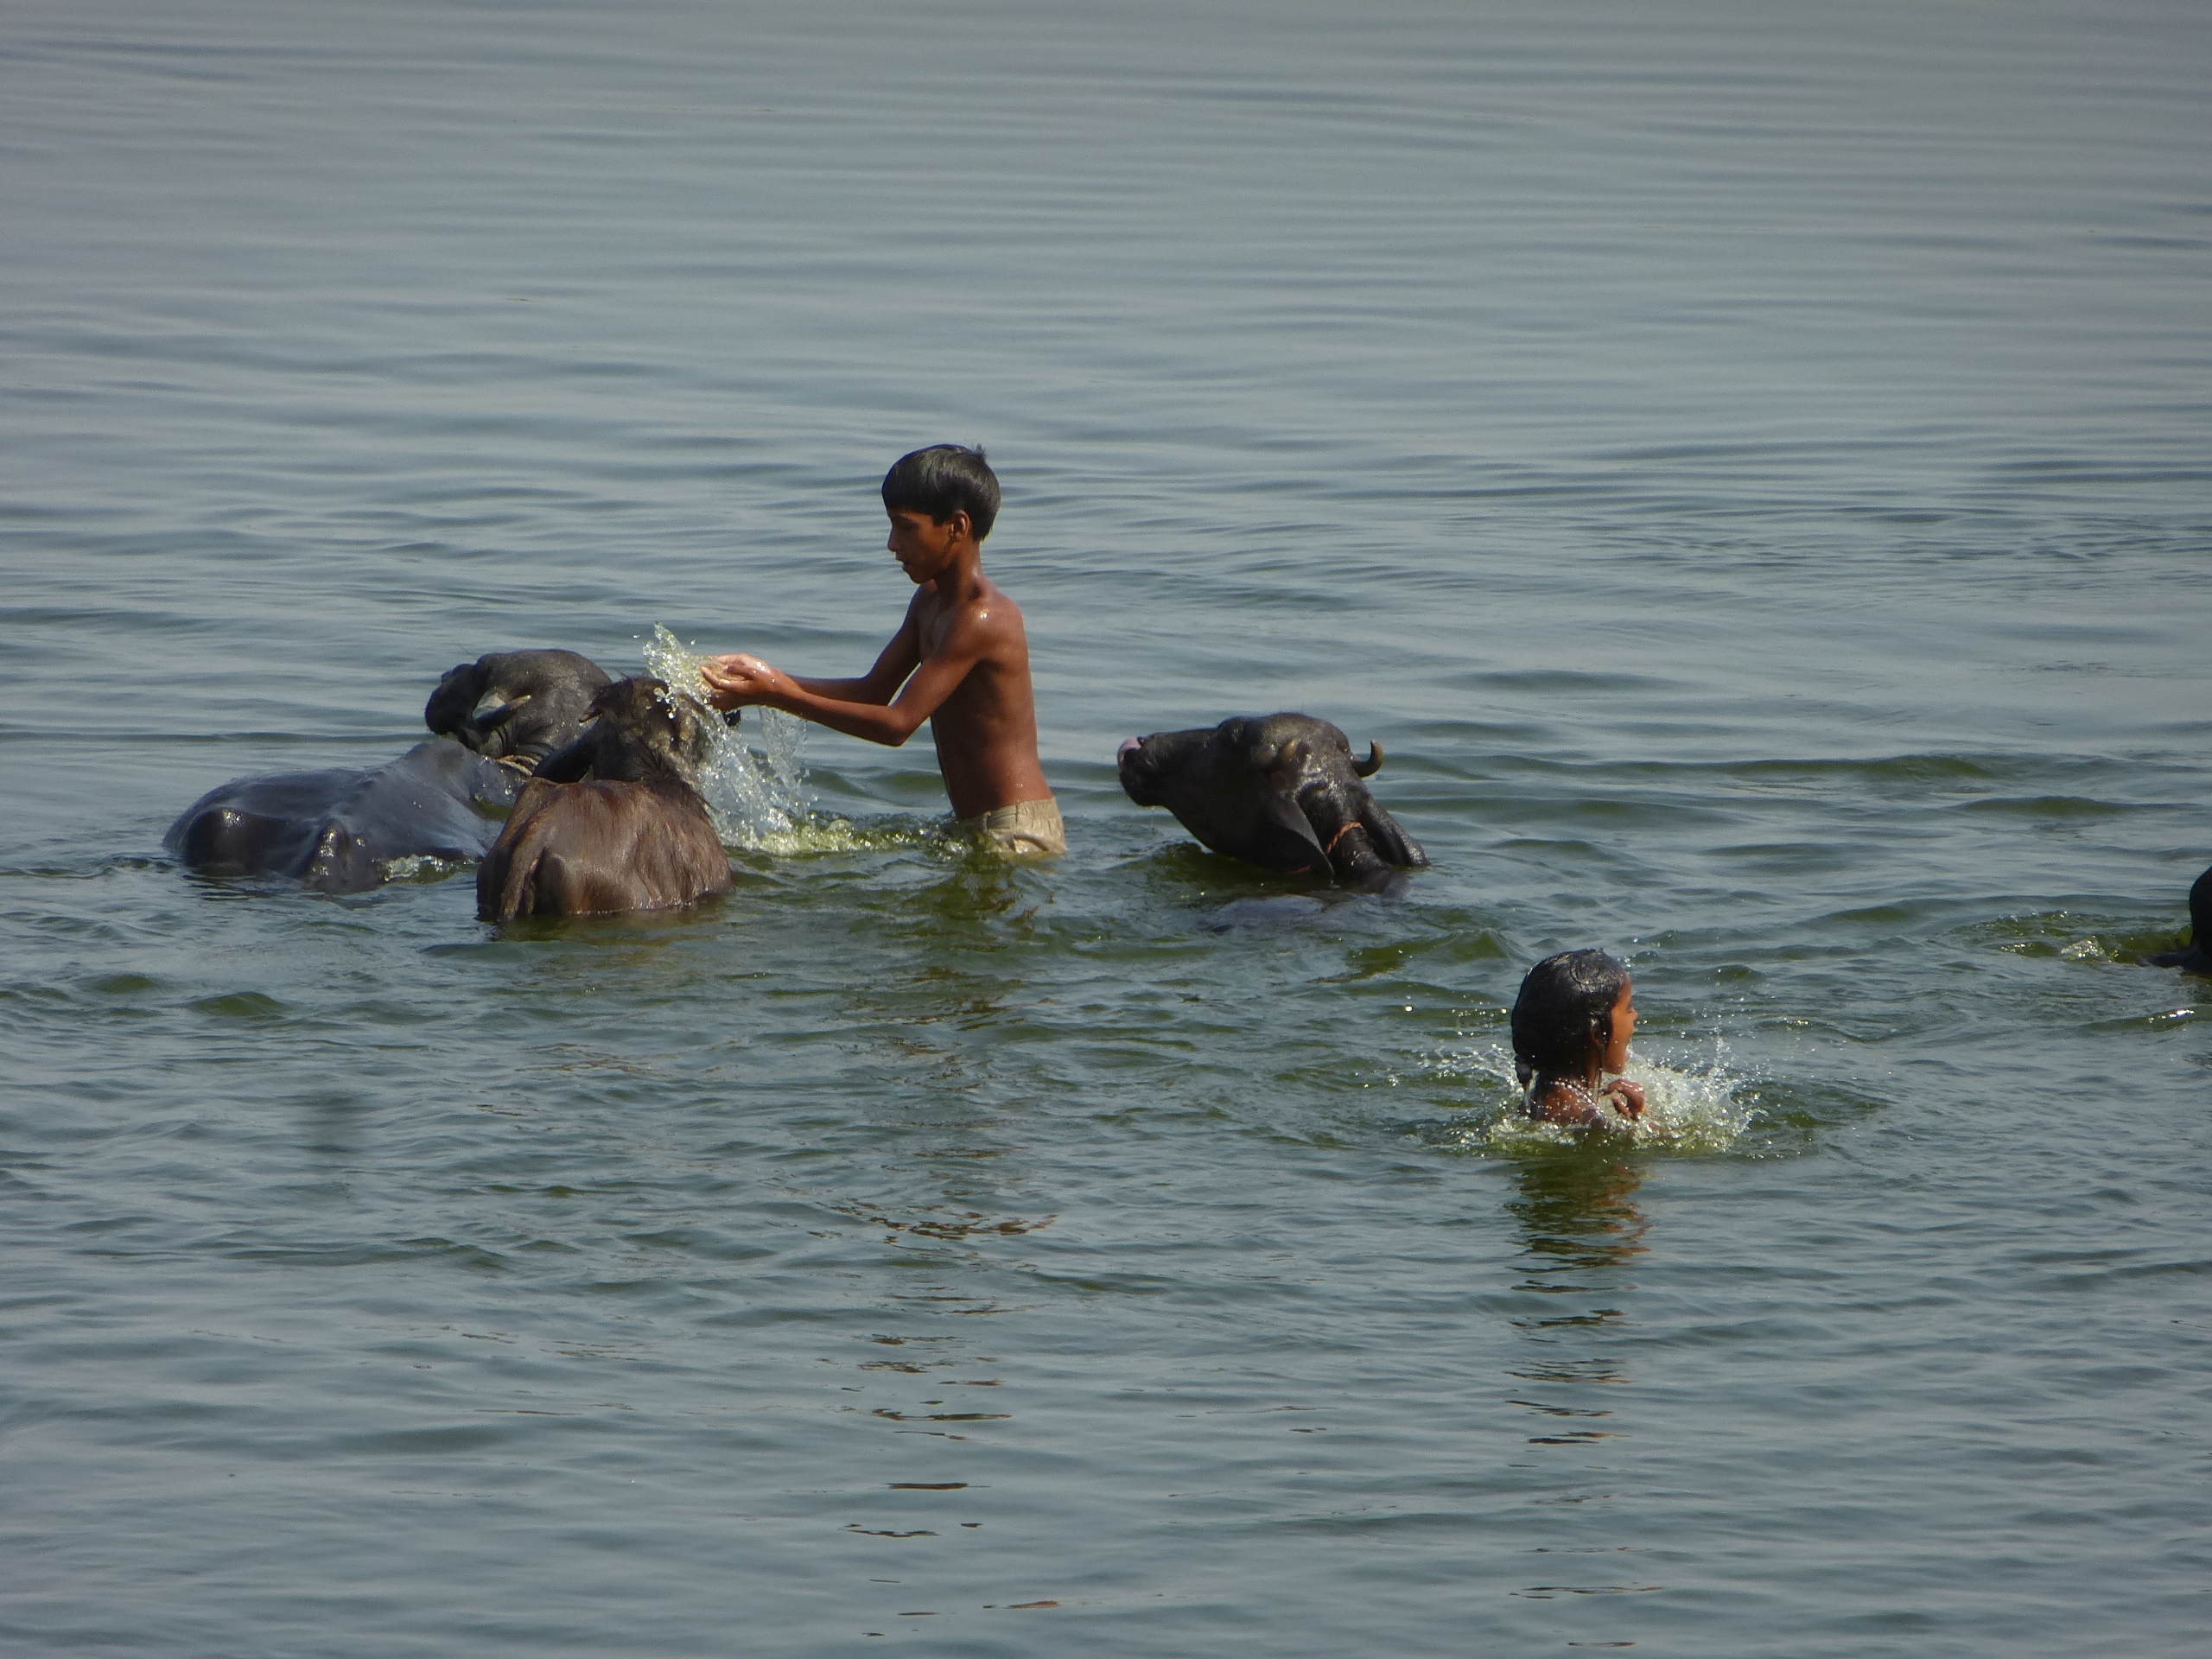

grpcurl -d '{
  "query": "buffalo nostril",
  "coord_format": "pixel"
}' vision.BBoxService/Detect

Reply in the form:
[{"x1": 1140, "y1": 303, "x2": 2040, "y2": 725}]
[{"x1": 1117, "y1": 738, "x2": 1141, "y2": 760}]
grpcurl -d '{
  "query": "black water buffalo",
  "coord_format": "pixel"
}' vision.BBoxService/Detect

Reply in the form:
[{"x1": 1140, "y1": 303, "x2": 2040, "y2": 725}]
[
  {"x1": 1117, "y1": 713, "x2": 1427, "y2": 883},
  {"x1": 423, "y1": 649, "x2": 613, "y2": 768},
  {"x1": 2148, "y1": 863, "x2": 2210, "y2": 975},
  {"x1": 166, "y1": 740, "x2": 518, "y2": 893},
  {"x1": 477, "y1": 677, "x2": 733, "y2": 922},
  {"x1": 168, "y1": 648, "x2": 613, "y2": 892}
]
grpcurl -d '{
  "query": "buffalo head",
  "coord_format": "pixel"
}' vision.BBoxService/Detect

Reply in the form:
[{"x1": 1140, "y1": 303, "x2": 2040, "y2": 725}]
[
  {"x1": 424, "y1": 649, "x2": 613, "y2": 768},
  {"x1": 1117, "y1": 712, "x2": 1427, "y2": 882},
  {"x1": 531, "y1": 677, "x2": 719, "y2": 791}
]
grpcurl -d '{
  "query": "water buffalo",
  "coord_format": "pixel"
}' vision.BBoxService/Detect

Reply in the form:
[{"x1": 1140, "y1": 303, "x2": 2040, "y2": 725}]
[
  {"x1": 423, "y1": 649, "x2": 613, "y2": 768},
  {"x1": 2148, "y1": 863, "x2": 2210, "y2": 975},
  {"x1": 168, "y1": 648, "x2": 613, "y2": 893},
  {"x1": 1117, "y1": 713, "x2": 1427, "y2": 884},
  {"x1": 166, "y1": 739, "x2": 518, "y2": 893},
  {"x1": 477, "y1": 677, "x2": 733, "y2": 922}
]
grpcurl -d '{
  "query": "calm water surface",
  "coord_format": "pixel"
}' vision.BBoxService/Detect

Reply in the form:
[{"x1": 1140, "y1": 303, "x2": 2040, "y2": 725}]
[{"x1": 3, "y1": 2, "x2": 2208, "y2": 1653}]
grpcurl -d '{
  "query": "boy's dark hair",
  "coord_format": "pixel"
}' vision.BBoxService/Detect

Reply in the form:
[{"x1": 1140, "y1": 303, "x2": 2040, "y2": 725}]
[
  {"x1": 881, "y1": 444, "x2": 1000, "y2": 541},
  {"x1": 1510, "y1": 949, "x2": 1630, "y2": 1086}
]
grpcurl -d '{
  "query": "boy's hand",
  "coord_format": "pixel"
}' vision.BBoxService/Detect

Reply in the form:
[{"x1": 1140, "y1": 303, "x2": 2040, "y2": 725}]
[
  {"x1": 1604, "y1": 1078, "x2": 1647, "y2": 1118},
  {"x1": 700, "y1": 653, "x2": 787, "y2": 712}
]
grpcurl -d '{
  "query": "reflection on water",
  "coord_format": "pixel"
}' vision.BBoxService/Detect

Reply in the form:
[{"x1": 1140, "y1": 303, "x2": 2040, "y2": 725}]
[
  {"x1": 1508, "y1": 1155, "x2": 1648, "y2": 1286},
  {"x1": 1506, "y1": 1155, "x2": 1646, "y2": 1440},
  {"x1": 1501, "y1": 1155, "x2": 1662, "y2": 1611}
]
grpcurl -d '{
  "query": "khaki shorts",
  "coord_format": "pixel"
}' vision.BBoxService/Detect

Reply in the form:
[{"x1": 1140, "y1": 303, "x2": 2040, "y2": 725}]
[{"x1": 959, "y1": 796, "x2": 1065, "y2": 859}]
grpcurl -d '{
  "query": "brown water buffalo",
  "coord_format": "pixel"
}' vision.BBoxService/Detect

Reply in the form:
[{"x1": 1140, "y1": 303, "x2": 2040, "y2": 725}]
[
  {"x1": 423, "y1": 649, "x2": 613, "y2": 769},
  {"x1": 2147, "y1": 863, "x2": 2210, "y2": 975},
  {"x1": 476, "y1": 677, "x2": 733, "y2": 922},
  {"x1": 1116, "y1": 713, "x2": 1427, "y2": 884}
]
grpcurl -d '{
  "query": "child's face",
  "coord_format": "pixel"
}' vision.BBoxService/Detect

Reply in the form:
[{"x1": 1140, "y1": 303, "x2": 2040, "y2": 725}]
[
  {"x1": 1601, "y1": 979, "x2": 1637, "y2": 1074},
  {"x1": 886, "y1": 506, "x2": 964, "y2": 585}
]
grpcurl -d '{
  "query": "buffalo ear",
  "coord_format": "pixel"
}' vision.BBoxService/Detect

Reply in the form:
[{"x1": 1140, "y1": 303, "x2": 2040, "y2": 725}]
[
  {"x1": 423, "y1": 660, "x2": 488, "y2": 737},
  {"x1": 471, "y1": 690, "x2": 525, "y2": 732},
  {"x1": 1249, "y1": 790, "x2": 1329, "y2": 873},
  {"x1": 1360, "y1": 805, "x2": 1428, "y2": 870},
  {"x1": 668, "y1": 691, "x2": 712, "y2": 747},
  {"x1": 655, "y1": 691, "x2": 718, "y2": 772},
  {"x1": 531, "y1": 734, "x2": 595, "y2": 784}
]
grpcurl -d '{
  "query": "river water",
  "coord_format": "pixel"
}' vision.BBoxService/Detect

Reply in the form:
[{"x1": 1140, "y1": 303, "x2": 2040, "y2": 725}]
[{"x1": 3, "y1": 2, "x2": 2208, "y2": 1653}]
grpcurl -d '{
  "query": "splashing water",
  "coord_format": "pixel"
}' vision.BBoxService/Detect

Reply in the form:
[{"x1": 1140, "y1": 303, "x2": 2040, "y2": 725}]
[
  {"x1": 641, "y1": 625, "x2": 820, "y2": 850},
  {"x1": 1433, "y1": 1042, "x2": 1754, "y2": 1155}
]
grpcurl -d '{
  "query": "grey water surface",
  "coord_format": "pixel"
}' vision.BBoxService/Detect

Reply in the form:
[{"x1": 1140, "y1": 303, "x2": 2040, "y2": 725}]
[{"x1": 3, "y1": 2, "x2": 2209, "y2": 1654}]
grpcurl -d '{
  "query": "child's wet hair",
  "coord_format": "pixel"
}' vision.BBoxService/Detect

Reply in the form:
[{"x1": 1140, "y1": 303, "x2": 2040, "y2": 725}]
[
  {"x1": 881, "y1": 444, "x2": 1000, "y2": 540},
  {"x1": 1511, "y1": 949, "x2": 1630, "y2": 1084}
]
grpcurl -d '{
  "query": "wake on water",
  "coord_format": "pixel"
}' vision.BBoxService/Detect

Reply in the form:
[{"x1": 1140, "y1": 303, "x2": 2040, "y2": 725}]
[{"x1": 1433, "y1": 1041, "x2": 1754, "y2": 1155}]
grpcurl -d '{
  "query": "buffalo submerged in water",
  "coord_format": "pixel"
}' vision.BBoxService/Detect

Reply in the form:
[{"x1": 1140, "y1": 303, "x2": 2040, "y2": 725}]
[
  {"x1": 2147, "y1": 863, "x2": 2211, "y2": 976},
  {"x1": 476, "y1": 676, "x2": 733, "y2": 922},
  {"x1": 1116, "y1": 712, "x2": 1427, "y2": 885},
  {"x1": 165, "y1": 741, "x2": 519, "y2": 893},
  {"x1": 165, "y1": 649, "x2": 613, "y2": 893}
]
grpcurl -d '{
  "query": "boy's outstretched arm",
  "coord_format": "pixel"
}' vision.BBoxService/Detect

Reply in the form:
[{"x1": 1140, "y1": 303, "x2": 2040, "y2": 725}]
[
  {"x1": 704, "y1": 606, "x2": 920, "y2": 710},
  {"x1": 701, "y1": 607, "x2": 991, "y2": 748}
]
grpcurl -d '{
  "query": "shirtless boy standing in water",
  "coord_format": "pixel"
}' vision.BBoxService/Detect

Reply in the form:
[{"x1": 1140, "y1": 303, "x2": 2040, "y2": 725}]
[{"x1": 698, "y1": 445, "x2": 1064, "y2": 857}]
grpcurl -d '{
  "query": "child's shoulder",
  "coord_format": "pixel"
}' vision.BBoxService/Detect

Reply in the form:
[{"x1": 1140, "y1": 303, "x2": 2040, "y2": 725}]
[{"x1": 945, "y1": 570, "x2": 1023, "y2": 628}]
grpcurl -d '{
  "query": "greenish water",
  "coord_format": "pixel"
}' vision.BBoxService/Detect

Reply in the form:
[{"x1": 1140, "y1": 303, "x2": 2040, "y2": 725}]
[{"x1": 3, "y1": 2, "x2": 2208, "y2": 1653}]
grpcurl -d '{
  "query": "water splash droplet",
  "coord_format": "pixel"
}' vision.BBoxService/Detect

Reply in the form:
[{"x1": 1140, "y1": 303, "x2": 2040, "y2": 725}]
[
  {"x1": 641, "y1": 624, "x2": 817, "y2": 849},
  {"x1": 1434, "y1": 1042, "x2": 1753, "y2": 1154}
]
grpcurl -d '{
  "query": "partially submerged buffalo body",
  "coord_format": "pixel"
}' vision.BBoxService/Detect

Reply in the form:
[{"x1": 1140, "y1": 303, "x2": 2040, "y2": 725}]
[
  {"x1": 165, "y1": 741, "x2": 518, "y2": 893},
  {"x1": 1117, "y1": 713, "x2": 1427, "y2": 884},
  {"x1": 476, "y1": 677, "x2": 732, "y2": 922},
  {"x1": 167, "y1": 649, "x2": 613, "y2": 893},
  {"x1": 2148, "y1": 863, "x2": 2211, "y2": 976}
]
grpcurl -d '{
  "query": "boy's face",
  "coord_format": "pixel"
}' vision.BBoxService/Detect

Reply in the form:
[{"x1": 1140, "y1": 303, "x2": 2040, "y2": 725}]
[{"x1": 886, "y1": 506, "x2": 966, "y2": 585}]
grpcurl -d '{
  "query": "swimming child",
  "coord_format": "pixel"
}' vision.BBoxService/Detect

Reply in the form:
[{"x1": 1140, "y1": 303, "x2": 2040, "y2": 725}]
[
  {"x1": 697, "y1": 445, "x2": 1063, "y2": 857},
  {"x1": 1510, "y1": 949, "x2": 1648, "y2": 1128}
]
